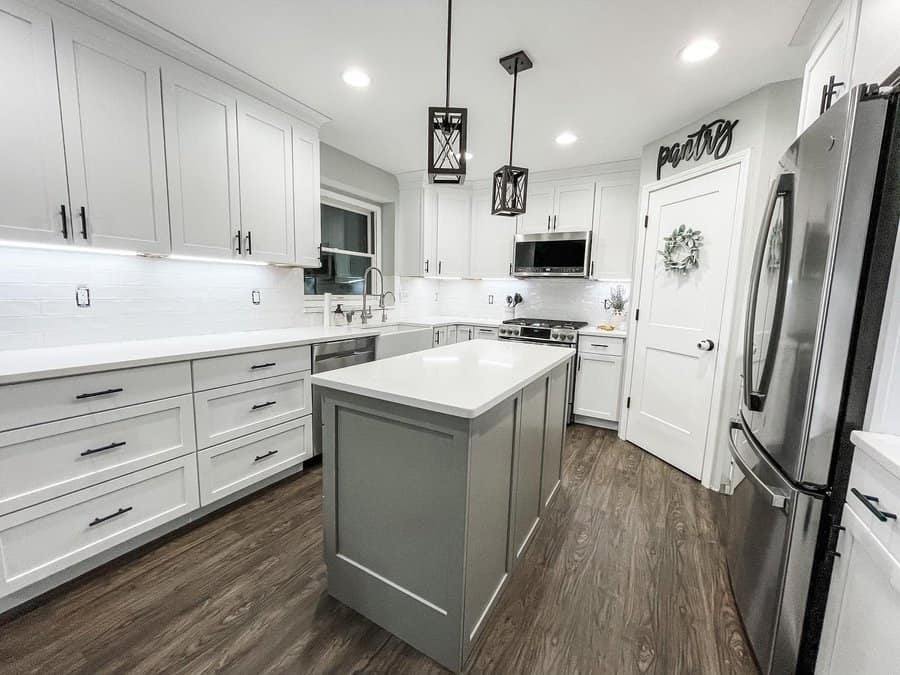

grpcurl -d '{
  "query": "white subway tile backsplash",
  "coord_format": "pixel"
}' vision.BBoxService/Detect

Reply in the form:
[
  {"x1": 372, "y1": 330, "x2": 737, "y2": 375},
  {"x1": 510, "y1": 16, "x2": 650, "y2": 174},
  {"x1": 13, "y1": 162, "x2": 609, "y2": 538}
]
[{"x1": 0, "y1": 246, "x2": 304, "y2": 349}]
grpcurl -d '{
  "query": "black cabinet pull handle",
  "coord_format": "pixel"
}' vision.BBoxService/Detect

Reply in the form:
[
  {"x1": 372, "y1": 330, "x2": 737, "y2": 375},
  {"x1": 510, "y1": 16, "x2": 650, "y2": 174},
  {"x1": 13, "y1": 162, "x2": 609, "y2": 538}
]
[
  {"x1": 246, "y1": 230, "x2": 252, "y2": 255},
  {"x1": 438, "y1": 260, "x2": 442, "y2": 274},
  {"x1": 424, "y1": 259, "x2": 429, "y2": 273},
  {"x1": 235, "y1": 229, "x2": 242, "y2": 254},
  {"x1": 88, "y1": 506, "x2": 132, "y2": 527},
  {"x1": 79, "y1": 206, "x2": 87, "y2": 239},
  {"x1": 251, "y1": 362, "x2": 276, "y2": 370},
  {"x1": 61, "y1": 204, "x2": 68, "y2": 239},
  {"x1": 76, "y1": 387, "x2": 124, "y2": 400},
  {"x1": 251, "y1": 400, "x2": 277, "y2": 411},
  {"x1": 547, "y1": 215, "x2": 551, "y2": 231},
  {"x1": 254, "y1": 450, "x2": 279, "y2": 462},
  {"x1": 81, "y1": 441, "x2": 126, "y2": 457},
  {"x1": 851, "y1": 488, "x2": 897, "y2": 522}
]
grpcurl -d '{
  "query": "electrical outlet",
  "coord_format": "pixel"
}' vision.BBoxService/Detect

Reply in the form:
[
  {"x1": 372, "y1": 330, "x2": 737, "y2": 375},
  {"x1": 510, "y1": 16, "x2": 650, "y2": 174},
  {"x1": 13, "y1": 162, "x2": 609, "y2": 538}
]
[
  {"x1": 75, "y1": 286, "x2": 91, "y2": 307},
  {"x1": 251, "y1": 289, "x2": 261, "y2": 305},
  {"x1": 488, "y1": 294, "x2": 494, "y2": 305},
  {"x1": 433, "y1": 292, "x2": 439, "y2": 302}
]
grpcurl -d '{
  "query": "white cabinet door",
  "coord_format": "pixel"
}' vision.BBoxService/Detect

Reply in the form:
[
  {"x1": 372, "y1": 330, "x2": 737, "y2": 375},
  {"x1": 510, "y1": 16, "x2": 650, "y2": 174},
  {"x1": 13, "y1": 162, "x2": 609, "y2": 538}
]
[
  {"x1": 592, "y1": 181, "x2": 638, "y2": 279},
  {"x1": 162, "y1": 65, "x2": 240, "y2": 259},
  {"x1": 797, "y1": 0, "x2": 858, "y2": 135},
  {"x1": 434, "y1": 190, "x2": 470, "y2": 277},
  {"x1": 852, "y1": 0, "x2": 900, "y2": 87},
  {"x1": 293, "y1": 120, "x2": 321, "y2": 268},
  {"x1": 446, "y1": 326, "x2": 458, "y2": 344},
  {"x1": 237, "y1": 98, "x2": 295, "y2": 264},
  {"x1": 55, "y1": 22, "x2": 170, "y2": 254},
  {"x1": 816, "y1": 505, "x2": 900, "y2": 674},
  {"x1": 433, "y1": 326, "x2": 448, "y2": 347},
  {"x1": 456, "y1": 325, "x2": 473, "y2": 341},
  {"x1": 470, "y1": 190, "x2": 516, "y2": 277},
  {"x1": 397, "y1": 188, "x2": 425, "y2": 276},
  {"x1": 0, "y1": 0, "x2": 69, "y2": 245},
  {"x1": 573, "y1": 354, "x2": 622, "y2": 420},
  {"x1": 553, "y1": 181, "x2": 595, "y2": 232},
  {"x1": 517, "y1": 183, "x2": 554, "y2": 234}
]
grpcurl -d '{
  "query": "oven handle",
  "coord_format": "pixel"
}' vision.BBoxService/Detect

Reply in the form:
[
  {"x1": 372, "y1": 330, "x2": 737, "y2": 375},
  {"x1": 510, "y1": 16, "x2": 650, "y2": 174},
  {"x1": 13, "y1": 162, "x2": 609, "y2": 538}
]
[{"x1": 728, "y1": 419, "x2": 789, "y2": 511}]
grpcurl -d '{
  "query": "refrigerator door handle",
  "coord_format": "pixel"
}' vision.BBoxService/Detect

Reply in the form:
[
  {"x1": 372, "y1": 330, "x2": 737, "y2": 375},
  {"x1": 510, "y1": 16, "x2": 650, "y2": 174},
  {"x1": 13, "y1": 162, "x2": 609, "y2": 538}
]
[{"x1": 728, "y1": 419, "x2": 789, "y2": 510}]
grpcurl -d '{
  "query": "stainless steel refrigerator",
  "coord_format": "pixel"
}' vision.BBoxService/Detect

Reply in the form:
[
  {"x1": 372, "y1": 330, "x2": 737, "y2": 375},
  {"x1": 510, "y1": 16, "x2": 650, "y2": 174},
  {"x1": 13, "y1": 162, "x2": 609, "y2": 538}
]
[{"x1": 726, "y1": 84, "x2": 900, "y2": 674}]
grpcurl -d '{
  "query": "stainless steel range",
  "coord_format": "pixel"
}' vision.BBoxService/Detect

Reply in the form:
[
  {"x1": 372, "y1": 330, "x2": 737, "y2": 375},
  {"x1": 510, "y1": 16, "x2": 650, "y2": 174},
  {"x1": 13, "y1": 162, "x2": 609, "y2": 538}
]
[{"x1": 499, "y1": 318, "x2": 587, "y2": 422}]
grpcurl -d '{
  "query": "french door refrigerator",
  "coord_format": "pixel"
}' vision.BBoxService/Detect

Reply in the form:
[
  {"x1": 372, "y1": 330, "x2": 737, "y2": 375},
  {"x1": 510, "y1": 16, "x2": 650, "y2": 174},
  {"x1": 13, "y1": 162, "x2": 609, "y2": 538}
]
[{"x1": 726, "y1": 83, "x2": 900, "y2": 674}]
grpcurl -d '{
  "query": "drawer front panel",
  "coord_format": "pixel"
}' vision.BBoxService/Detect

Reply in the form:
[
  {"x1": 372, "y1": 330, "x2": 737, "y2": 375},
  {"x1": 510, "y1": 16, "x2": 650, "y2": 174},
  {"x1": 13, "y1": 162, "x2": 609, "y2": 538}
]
[
  {"x1": 577, "y1": 335, "x2": 624, "y2": 356},
  {"x1": 194, "y1": 372, "x2": 311, "y2": 449},
  {"x1": 197, "y1": 417, "x2": 311, "y2": 506},
  {"x1": 0, "y1": 456, "x2": 199, "y2": 595},
  {"x1": 0, "y1": 362, "x2": 192, "y2": 431},
  {"x1": 847, "y1": 450, "x2": 900, "y2": 561},
  {"x1": 192, "y1": 345, "x2": 311, "y2": 391},
  {"x1": 0, "y1": 395, "x2": 196, "y2": 515}
]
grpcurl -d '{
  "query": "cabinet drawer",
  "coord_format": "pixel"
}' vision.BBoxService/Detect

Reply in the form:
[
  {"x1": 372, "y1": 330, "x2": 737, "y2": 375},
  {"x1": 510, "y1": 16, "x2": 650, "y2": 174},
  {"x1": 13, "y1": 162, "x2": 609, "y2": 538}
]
[
  {"x1": 0, "y1": 395, "x2": 195, "y2": 515},
  {"x1": 194, "y1": 372, "x2": 311, "y2": 449},
  {"x1": 0, "y1": 455, "x2": 198, "y2": 596},
  {"x1": 197, "y1": 417, "x2": 311, "y2": 506},
  {"x1": 0, "y1": 362, "x2": 191, "y2": 432},
  {"x1": 847, "y1": 449, "x2": 900, "y2": 561},
  {"x1": 473, "y1": 326, "x2": 499, "y2": 340},
  {"x1": 192, "y1": 345, "x2": 311, "y2": 391},
  {"x1": 577, "y1": 335, "x2": 624, "y2": 356}
]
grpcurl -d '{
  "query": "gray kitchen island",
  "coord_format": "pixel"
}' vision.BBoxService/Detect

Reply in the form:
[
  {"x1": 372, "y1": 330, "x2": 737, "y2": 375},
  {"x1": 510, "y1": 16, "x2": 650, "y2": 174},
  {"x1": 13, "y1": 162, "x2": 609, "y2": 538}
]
[{"x1": 311, "y1": 339, "x2": 573, "y2": 671}]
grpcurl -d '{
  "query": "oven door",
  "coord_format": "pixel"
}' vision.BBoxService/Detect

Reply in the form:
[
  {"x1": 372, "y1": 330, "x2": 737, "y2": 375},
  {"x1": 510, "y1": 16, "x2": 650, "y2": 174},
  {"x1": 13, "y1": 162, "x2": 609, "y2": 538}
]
[{"x1": 513, "y1": 231, "x2": 591, "y2": 277}]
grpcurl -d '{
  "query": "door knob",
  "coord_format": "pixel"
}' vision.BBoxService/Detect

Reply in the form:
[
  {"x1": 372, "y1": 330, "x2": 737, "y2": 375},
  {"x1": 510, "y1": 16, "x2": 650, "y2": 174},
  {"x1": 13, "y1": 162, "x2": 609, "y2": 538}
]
[{"x1": 697, "y1": 339, "x2": 715, "y2": 352}]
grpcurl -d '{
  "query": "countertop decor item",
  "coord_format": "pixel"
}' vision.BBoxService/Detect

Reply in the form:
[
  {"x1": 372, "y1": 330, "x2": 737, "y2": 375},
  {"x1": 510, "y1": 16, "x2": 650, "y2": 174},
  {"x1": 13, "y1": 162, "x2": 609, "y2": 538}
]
[
  {"x1": 659, "y1": 224, "x2": 703, "y2": 274},
  {"x1": 491, "y1": 51, "x2": 533, "y2": 216},
  {"x1": 427, "y1": 0, "x2": 467, "y2": 185}
]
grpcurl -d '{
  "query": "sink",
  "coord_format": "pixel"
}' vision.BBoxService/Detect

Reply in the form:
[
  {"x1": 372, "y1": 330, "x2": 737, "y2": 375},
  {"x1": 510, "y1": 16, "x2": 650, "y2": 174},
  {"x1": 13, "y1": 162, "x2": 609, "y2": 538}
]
[
  {"x1": 372, "y1": 323, "x2": 433, "y2": 359},
  {"x1": 374, "y1": 322, "x2": 430, "y2": 334}
]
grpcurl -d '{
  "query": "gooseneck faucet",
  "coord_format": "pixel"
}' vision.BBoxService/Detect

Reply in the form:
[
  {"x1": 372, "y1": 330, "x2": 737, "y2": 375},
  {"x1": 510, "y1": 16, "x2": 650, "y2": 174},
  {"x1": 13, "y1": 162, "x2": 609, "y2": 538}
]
[{"x1": 361, "y1": 266, "x2": 384, "y2": 325}]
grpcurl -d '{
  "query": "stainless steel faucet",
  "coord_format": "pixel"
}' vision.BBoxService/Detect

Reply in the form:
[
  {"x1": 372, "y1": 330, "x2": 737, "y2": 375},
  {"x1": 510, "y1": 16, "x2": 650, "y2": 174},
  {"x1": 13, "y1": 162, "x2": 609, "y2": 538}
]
[
  {"x1": 361, "y1": 266, "x2": 385, "y2": 325},
  {"x1": 380, "y1": 291, "x2": 395, "y2": 322}
]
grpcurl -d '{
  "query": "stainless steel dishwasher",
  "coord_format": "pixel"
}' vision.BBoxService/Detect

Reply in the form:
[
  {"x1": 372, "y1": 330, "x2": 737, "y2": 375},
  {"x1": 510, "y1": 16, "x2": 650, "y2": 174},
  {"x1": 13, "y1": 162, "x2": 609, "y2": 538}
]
[{"x1": 311, "y1": 336, "x2": 376, "y2": 456}]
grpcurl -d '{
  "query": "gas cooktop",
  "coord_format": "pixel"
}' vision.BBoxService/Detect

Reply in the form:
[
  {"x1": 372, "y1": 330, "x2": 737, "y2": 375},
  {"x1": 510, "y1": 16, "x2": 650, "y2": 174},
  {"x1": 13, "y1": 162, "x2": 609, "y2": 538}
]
[
  {"x1": 499, "y1": 318, "x2": 587, "y2": 344},
  {"x1": 502, "y1": 318, "x2": 588, "y2": 330}
]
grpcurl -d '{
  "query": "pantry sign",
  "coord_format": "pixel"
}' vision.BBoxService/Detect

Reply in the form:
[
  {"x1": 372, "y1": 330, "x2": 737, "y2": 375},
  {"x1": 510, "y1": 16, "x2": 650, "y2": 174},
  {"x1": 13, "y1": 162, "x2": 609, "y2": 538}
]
[{"x1": 656, "y1": 118, "x2": 739, "y2": 179}]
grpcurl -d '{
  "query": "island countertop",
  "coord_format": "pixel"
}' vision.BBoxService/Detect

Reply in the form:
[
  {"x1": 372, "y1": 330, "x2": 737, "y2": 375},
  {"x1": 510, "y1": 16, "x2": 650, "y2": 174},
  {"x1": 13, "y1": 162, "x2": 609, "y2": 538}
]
[{"x1": 311, "y1": 339, "x2": 574, "y2": 419}]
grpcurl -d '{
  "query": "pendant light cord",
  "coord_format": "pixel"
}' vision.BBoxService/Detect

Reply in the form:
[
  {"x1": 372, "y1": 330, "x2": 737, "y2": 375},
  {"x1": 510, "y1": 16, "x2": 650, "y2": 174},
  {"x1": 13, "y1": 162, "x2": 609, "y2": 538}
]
[
  {"x1": 509, "y1": 59, "x2": 518, "y2": 166},
  {"x1": 445, "y1": 0, "x2": 452, "y2": 109}
]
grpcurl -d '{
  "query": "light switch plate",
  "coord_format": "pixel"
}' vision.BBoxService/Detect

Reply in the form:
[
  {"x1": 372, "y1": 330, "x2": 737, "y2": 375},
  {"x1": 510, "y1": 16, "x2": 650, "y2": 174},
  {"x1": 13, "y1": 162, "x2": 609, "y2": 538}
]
[
  {"x1": 488, "y1": 294, "x2": 494, "y2": 305},
  {"x1": 75, "y1": 286, "x2": 90, "y2": 307},
  {"x1": 251, "y1": 289, "x2": 261, "y2": 305}
]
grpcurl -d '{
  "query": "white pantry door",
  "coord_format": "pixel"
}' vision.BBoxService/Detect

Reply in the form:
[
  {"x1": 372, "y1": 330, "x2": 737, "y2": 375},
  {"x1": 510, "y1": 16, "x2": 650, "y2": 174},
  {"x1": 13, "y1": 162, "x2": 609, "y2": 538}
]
[{"x1": 626, "y1": 161, "x2": 743, "y2": 479}]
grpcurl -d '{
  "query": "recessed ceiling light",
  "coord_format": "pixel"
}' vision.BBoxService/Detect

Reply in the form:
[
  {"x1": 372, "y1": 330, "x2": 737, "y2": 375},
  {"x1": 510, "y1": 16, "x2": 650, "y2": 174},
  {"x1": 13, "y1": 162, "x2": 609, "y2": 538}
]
[
  {"x1": 342, "y1": 68, "x2": 370, "y2": 88},
  {"x1": 679, "y1": 38, "x2": 719, "y2": 63},
  {"x1": 555, "y1": 132, "x2": 577, "y2": 145}
]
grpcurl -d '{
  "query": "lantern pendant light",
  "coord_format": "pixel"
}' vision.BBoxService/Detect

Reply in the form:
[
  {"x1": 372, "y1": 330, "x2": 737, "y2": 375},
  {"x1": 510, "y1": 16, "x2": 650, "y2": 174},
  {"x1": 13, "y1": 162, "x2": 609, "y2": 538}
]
[
  {"x1": 427, "y1": 0, "x2": 468, "y2": 184},
  {"x1": 492, "y1": 50, "x2": 532, "y2": 216}
]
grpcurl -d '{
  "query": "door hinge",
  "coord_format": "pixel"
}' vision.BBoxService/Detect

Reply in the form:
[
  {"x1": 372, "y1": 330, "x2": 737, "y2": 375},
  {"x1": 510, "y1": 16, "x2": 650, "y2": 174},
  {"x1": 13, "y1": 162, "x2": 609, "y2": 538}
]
[
  {"x1": 635, "y1": 309, "x2": 640, "y2": 321},
  {"x1": 643, "y1": 214, "x2": 648, "y2": 229},
  {"x1": 626, "y1": 396, "x2": 631, "y2": 409}
]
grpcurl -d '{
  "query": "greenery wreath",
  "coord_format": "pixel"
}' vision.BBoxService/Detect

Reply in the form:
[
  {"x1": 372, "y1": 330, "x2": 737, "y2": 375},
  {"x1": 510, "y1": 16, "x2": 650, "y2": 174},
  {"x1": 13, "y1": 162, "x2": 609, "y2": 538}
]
[{"x1": 658, "y1": 224, "x2": 703, "y2": 274}]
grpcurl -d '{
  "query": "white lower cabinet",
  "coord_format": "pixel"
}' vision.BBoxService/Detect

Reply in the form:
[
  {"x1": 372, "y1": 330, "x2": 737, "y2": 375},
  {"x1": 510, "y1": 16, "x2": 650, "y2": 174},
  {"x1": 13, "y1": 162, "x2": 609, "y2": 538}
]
[
  {"x1": 197, "y1": 417, "x2": 312, "y2": 507},
  {"x1": 457, "y1": 325, "x2": 474, "y2": 341},
  {"x1": 433, "y1": 326, "x2": 449, "y2": 347},
  {"x1": 472, "y1": 326, "x2": 499, "y2": 340},
  {"x1": 0, "y1": 454, "x2": 199, "y2": 596},
  {"x1": 573, "y1": 353, "x2": 622, "y2": 421},
  {"x1": 816, "y1": 505, "x2": 900, "y2": 674}
]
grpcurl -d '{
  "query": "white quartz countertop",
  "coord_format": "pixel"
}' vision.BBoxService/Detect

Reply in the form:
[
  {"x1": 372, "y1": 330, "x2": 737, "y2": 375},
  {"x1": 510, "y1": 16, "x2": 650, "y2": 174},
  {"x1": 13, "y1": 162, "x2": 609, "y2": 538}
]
[
  {"x1": 578, "y1": 326, "x2": 628, "y2": 338},
  {"x1": 311, "y1": 339, "x2": 574, "y2": 419},
  {"x1": 403, "y1": 315, "x2": 503, "y2": 327},
  {"x1": 851, "y1": 430, "x2": 900, "y2": 481}
]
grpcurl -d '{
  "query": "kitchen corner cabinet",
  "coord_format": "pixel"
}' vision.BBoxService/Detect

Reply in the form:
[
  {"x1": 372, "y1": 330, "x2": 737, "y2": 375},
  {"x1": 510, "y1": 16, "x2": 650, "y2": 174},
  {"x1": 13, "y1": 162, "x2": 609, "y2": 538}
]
[
  {"x1": 237, "y1": 98, "x2": 295, "y2": 264},
  {"x1": 55, "y1": 20, "x2": 171, "y2": 254},
  {"x1": 162, "y1": 65, "x2": 241, "y2": 259},
  {"x1": 0, "y1": 0, "x2": 69, "y2": 245},
  {"x1": 517, "y1": 180, "x2": 595, "y2": 234},
  {"x1": 293, "y1": 121, "x2": 322, "y2": 268},
  {"x1": 470, "y1": 190, "x2": 515, "y2": 277}
]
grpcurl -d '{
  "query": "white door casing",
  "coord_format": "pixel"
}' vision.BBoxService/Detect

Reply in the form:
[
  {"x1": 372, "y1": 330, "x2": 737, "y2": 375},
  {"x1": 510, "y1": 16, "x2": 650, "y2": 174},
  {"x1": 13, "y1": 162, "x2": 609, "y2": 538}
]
[{"x1": 623, "y1": 154, "x2": 749, "y2": 482}]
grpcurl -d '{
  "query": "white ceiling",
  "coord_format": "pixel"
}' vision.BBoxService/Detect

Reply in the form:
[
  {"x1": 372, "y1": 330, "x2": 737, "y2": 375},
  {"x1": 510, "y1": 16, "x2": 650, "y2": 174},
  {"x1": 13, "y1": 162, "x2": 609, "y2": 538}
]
[{"x1": 113, "y1": 0, "x2": 811, "y2": 179}]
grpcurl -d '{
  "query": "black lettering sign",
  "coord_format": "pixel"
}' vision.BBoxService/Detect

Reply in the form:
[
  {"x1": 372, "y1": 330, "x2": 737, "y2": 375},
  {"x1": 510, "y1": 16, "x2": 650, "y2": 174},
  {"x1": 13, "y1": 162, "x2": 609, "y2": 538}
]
[{"x1": 656, "y1": 118, "x2": 739, "y2": 179}]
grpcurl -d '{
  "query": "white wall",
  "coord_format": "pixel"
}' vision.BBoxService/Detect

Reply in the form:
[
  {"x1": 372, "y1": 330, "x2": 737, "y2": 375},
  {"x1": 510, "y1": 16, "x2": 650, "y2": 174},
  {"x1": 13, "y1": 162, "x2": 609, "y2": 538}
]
[{"x1": 0, "y1": 246, "x2": 305, "y2": 350}]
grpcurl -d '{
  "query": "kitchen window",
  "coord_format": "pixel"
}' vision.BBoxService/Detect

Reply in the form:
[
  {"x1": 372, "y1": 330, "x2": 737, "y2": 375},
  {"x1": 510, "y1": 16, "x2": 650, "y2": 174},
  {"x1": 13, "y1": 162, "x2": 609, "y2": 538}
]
[{"x1": 304, "y1": 191, "x2": 381, "y2": 297}]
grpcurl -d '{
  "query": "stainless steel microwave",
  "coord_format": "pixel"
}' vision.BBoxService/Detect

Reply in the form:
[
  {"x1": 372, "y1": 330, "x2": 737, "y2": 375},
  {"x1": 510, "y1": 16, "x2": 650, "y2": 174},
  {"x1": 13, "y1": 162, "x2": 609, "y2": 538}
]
[{"x1": 512, "y1": 231, "x2": 592, "y2": 277}]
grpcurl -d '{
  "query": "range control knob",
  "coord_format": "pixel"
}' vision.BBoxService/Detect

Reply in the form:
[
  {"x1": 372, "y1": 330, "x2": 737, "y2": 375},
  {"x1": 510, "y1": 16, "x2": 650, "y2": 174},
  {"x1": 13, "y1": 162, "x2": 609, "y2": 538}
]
[
  {"x1": 551, "y1": 331, "x2": 559, "y2": 340},
  {"x1": 566, "y1": 333, "x2": 575, "y2": 341}
]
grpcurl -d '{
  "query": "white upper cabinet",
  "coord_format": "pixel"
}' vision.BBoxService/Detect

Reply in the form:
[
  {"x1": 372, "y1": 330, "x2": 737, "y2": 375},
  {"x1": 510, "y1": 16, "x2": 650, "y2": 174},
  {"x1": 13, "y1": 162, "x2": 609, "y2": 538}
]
[
  {"x1": 592, "y1": 180, "x2": 638, "y2": 279},
  {"x1": 431, "y1": 189, "x2": 470, "y2": 277},
  {"x1": 55, "y1": 21, "x2": 171, "y2": 254},
  {"x1": 162, "y1": 65, "x2": 240, "y2": 259},
  {"x1": 292, "y1": 120, "x2": 321, "y2": 268},
  {"x1": 0, "y1": 0, "x2": 69, "y2": 245},
  {"x1": 852, "y1": 0, "x2": 900, "y2": 87},
  {"x1": 554, "y1": 180, "x2": 595, "y2": 232},
  {"x1": 470, "y1": 190, "x2": 515, "y2": 277},
  {"x1": 397, "y1": 187, "x2": 425, "y2": 276},
  {"x1": 237, "y1": 98, "x2": 295, "y2": 264},
  {"x1": 518, "y1": 183, "x2": 555, "y2": 234}
]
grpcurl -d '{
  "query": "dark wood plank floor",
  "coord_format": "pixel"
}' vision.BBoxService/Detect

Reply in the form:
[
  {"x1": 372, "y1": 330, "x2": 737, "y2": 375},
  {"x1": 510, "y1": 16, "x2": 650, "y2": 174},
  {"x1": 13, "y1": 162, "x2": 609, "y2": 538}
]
[{"x1": 0, "y1": 426, "x2": 759, "y2": 674}]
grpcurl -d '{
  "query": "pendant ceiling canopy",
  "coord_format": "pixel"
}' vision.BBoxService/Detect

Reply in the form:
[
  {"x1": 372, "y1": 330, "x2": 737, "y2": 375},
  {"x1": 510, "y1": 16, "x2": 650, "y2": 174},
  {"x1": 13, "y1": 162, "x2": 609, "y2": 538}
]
[
  {"x1": 492, "y1": 50, "x2": 532, "y2": 216},
  {"x1": 427, "y1": 0, "x2": 467, "y2": 185}
]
